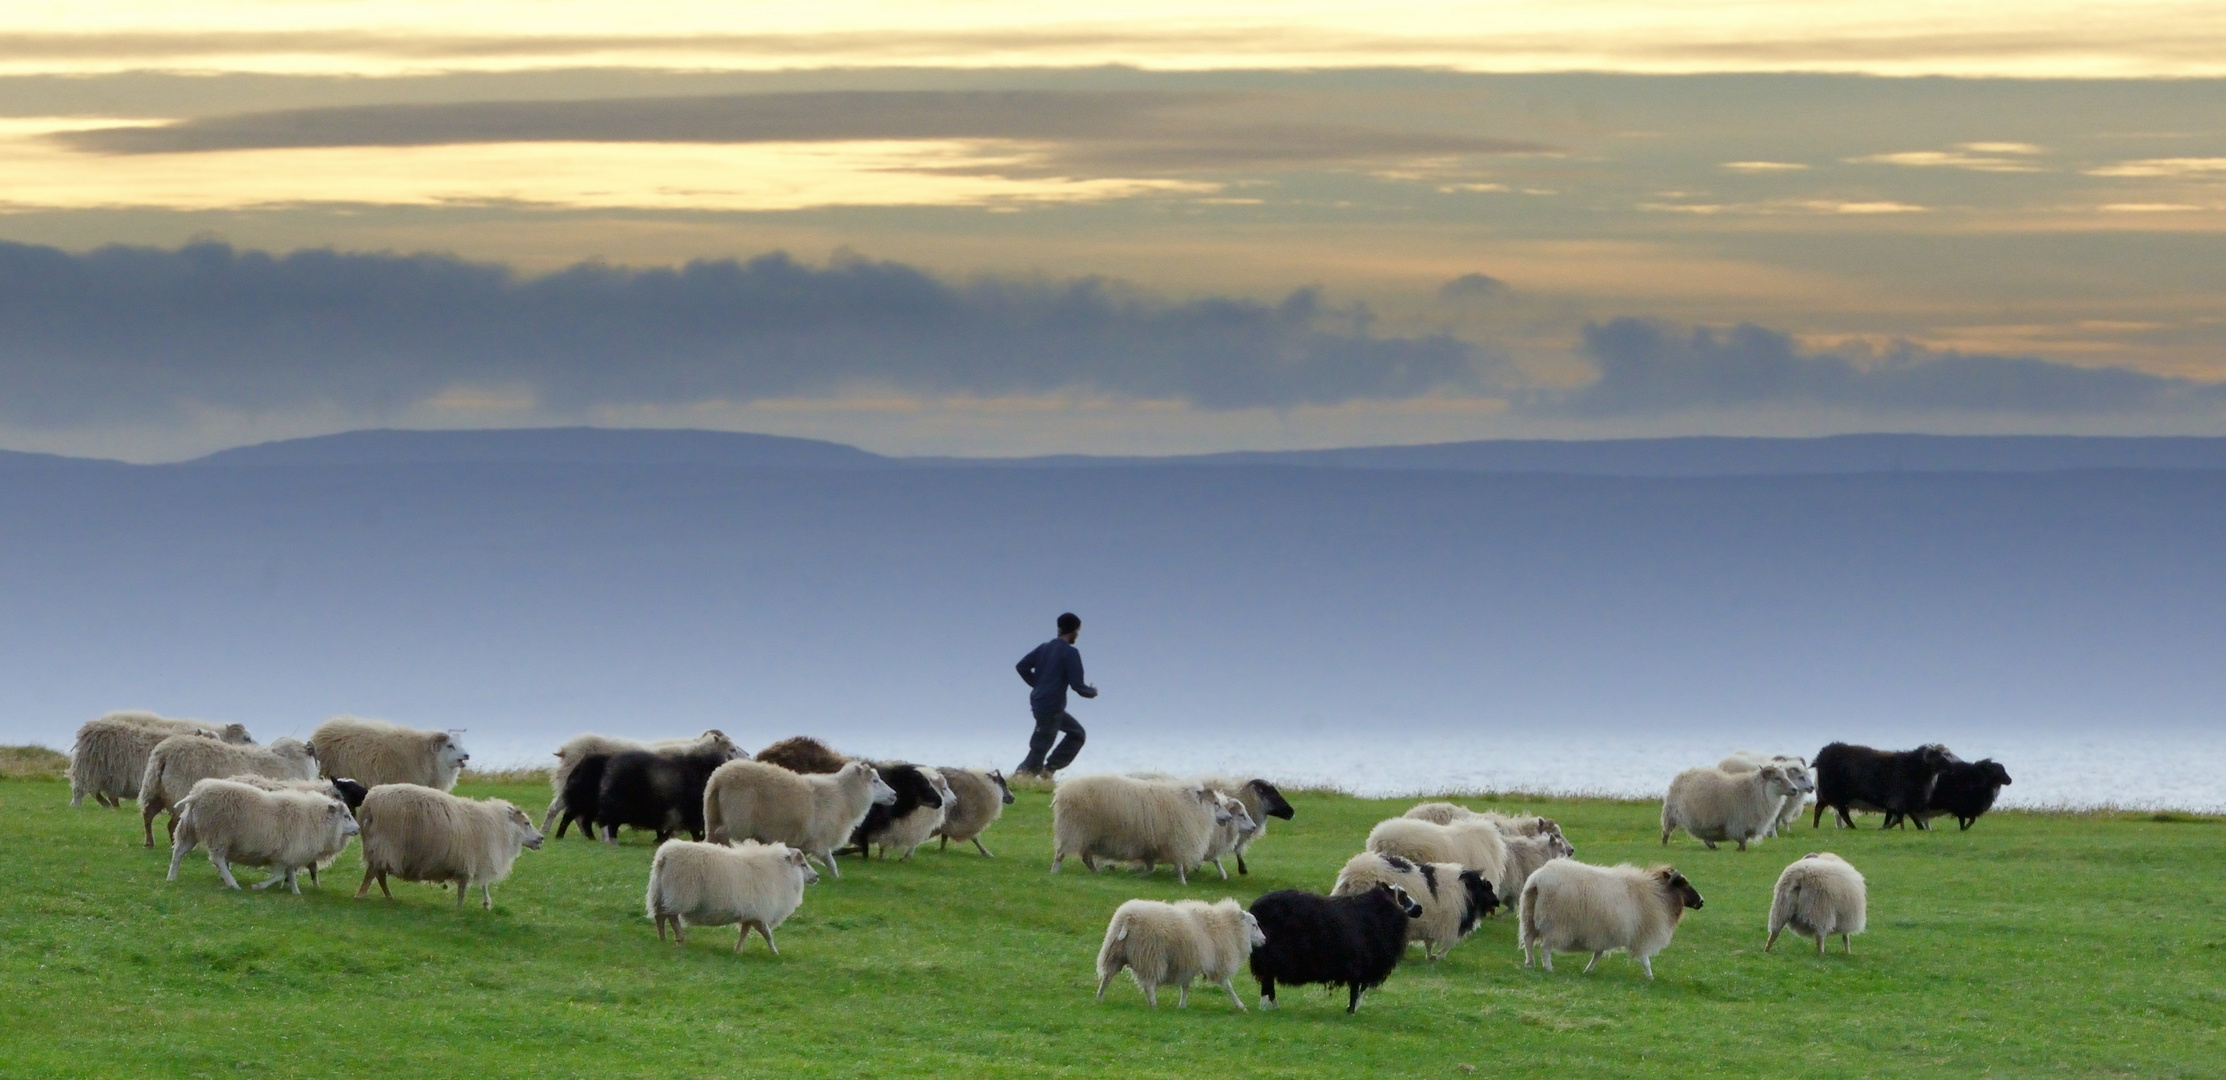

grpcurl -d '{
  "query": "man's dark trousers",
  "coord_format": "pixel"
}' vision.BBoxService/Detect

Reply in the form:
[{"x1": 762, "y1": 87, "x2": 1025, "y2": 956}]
[{"x1": 1019, "y1": 710, "x2": 1086, "y2": 775}]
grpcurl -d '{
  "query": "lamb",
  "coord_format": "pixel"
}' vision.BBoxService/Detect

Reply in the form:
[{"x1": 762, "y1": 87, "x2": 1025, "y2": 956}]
[
  {"x1": 1499, "y1": 830, "x2": 1578, "y2": 904},
  {"x1": 1519, "y1": 860, "x2": 1705, "y2": 979},
  {"x1": 1197, "y1": 792, "x2": 1260, "y2": 881},
  {"x1": 138, "y1": 734, "x2": 318, "y2": 847},
  {"x1": 1660, "y1": 764, "x2": 1798, "y2": 851},
  {"x1": 1364, "y1": 817, "x2": 1510, "y2": 898},
  {"x1": 753, "y1": 736, "x2": 850, "y2": 774},
  {"x1": 1095, "y1": 898, "x2": 1264, "y2": 1009},
  {"x1": 1766, "y1": 852, "x2": 1867, "y2": 955},
  {"x1": 1050, "y1": 774, "x2": 1237, "y2": 885},
  {"x1": 645, "y1": 840, "x2": 820, "y2": 952},
  {"x1": 1891, "y1": 756, "x2": 2012, "y2": 831},
  {"x1": 165, "y1": 778, "x2": 358, "y2": 893},
  {"x1": 1402, "y1": 802, "x2": 1565, "y2": 842},
  {"x1": 848, "y1": 763, "x2": 950, "y2": 860},
  {"x1": 1195, "y1": 776, "x2": 1294, "y2": 874},
  {"x1": 1811, "y1": 743, "x2": 1953, "y2": 829},
  {"x1": 354, "y1": 783, "x2": 543, "y2": 910},
  {"x1": 68, "y1": 712, "x2": 254, "y2": 808},
  {"x1": 932, "y1": 768, "x2": 1014, "y2": 856},
  {"x1": 1719, "y1": 752, "x2": 1818, "y2": 836},
  {"x1": 308, "y1": 716, "x2": 469, "y2": 791},
  {"x1": 1332, "y1": 851, "x2": 1498, "y2": 960},
  {"x1": 1248, "y1": 884, "x2": 1424, "y2": 1012},
  {"x1": 545, "y1": 729, "x2": 742, "y2": 832},
  {"x1": 189, "y1": 773, "x2": 368, "y2": 885},
  {"x1": 700, "y1": 760, "x2": 897, "y2": 877},
  {"x1": 594, "y1": 746, "x2": 734, "y2": 843}
]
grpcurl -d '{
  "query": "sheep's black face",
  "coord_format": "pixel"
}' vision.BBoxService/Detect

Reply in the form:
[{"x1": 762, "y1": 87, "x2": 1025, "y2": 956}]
[
  {"x1": 1251, "y1": 780, "x2": 1296, "y2": 820},
  {"x1": 1459, "y1": 869, "x2": 1499, "y2": 917},
  {"x1": 990, "y1": 770, "x2": 1016, "y2": 805},
  {"x1": 1982, "y1": 760, "x2": 2013, "y2": 786},
  {"x1": 1384, "y1": 884, "x2": 1424, "y2": 919},
  {"x1": 1666, "y1": 871, "x2": 1704, "y2": 910}
]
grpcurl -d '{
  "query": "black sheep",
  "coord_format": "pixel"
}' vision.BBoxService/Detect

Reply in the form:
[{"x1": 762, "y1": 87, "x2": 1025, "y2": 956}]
[
  {"x1": 845, "y1": 762, "x2": 945, "y2": 857},
  {"x1": 1893, "y1": 756, "x2": 2013, "y2": 831},
  {"x1": 327, "y1": 777, "x2": 370, "y2": 813},
  {"x1": 1233, "y1": 779, "x2": 1295, "y2": 876},
  {"x1": 593, "y1": 747, "x2": 730, "y2": 843},
  {"x1": 1811, "y1": 742, "x2": 1952, "y2": 830},
  {"x1": 554, "y1": 752, "x2": 610, "y2": 840},
  {"x1": 1248, "y1": 883, "x2": 1423, "y2": 1013}
]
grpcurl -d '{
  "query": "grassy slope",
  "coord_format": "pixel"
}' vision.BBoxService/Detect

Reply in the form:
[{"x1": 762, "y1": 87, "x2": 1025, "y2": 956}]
[{"x1": 1, "y1": 775, "x2": 2221, "y2": 1079}]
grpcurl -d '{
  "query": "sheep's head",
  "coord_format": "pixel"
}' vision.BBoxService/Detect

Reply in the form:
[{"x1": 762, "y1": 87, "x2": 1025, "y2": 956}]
[
  {"x1": 1249, "y1": 779, "x2": 1296, "y2": 821},
  {"x1": 1458, "y1": 869, "x2": 1500, "y2": 923},
  {"x1": 1546, "y1": 833, "x2": 1576, "y2": 859},
  {"x1": 1214, "y1": 793, "x2": 1258, "y2": 838},
  {"x1": 218, "y1": 723, "x2": 255, "y2": 744},
  {"x1": 435, "y1": 732, "x2": 471, "y2": 770},
  {"x1": 783, "y1": 845, "x2": 821, "y2": 886},
  {"x1": 1757, "y1": 764, "x2": 1796, "y2": 797},
  {"x1": 927, "y1": 770, "x2": 956, "y2": 810},
  {"x1": 273, "y1": 737, "x2": 314, "y2": 762},
  {"x1": 1917, "y1": 744, "x2": 1954, "y2": 771},
  {"x1": 703, "y1": 731, "x2": 746, "y2": 760},
  {"x1": 1781, "y1": 762, "x2": 1817, "y2": 794},
  {"x1": 1656, "y1": 867, "x2": 1704, "y2": 910},
  {"x1": 989, "y1": 770, "x2": 1015, "y2": 805},
  {"x1": 859, "y1": 765, "x2": 898, "y2": 806},
  {"x1": 1194, "y1": 787, "x2": 1233, "y2": 825},
  {"x1": 329, "y1": 777, "x2": 369, "y2": 810},
  {"x1": 1242, "y1": 911, "x2": 1266, "y2": 950},
  {"x1": 1381, "y1": 883, "x2": 1424, "y2": 919},
  {"x1": 329, "y1": 798, "x2": 361, "y2": 838},
  {"x1": 501, "y1": 802, "x2": 544, "y2": 850},
  {"x1": 1979, "y1": 760, "x2": 2012, "y2": 787}
]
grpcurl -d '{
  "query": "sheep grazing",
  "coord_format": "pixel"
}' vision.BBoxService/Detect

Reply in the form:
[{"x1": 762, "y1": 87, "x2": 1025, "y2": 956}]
[
  {"x1": 68, "y1": 712, "x2": 254, "y2": 808},
  {"x1": 1519, "y1": 861, "x2": 1704, "y2": 979},
  {"x1": 847, "y1": 763, "x2": 950, "y2": 860},
  {"x1": 932, "y1": 768, "x2": 1014, "y2": 856},
  {"x1": 1248, "y1": 884, "x2": 1423, "y2": 1013},
  {"x1": 646, "y1": 840, "x2": 820, "y2": 952},
  {"x1": 593, "y1": 746, "x2": 734, "y2": 844},
  {"x1": 1767, "y1": 852, "x2": 1867, "y2": 956},
  {"x1": 1095, "y1": 898, "x2": 1264, "y2": 1009},
  {"x1": 1720, "y1": 752, "x2": 1818, "y2": 836},
  {"x1": 166, "y1": 778, "x2": 358, "y2": 893},
  {"x1": 138, "y1": 735, "x2": 318, "y2": 847},
  {"x1": 1661, "y1": 764, "x2": 1799, "y2": 851},
  {"x1": 355, "y1": 784, "x2": 543, "y2": 910},
  {"x1": 1500, "y1": 831, "x2": 1577, "y2": 904},
  {"x1": 545, "y1": 729, "x2": 743, "y2": 832},
  {"x1": 1196, "y1": 776, "x2": 1294, "y2": 875},
  {"x1": 753, "y1": 736, "x2": 850, "y2": 774},
  {"x1": 1332, "y1": 852, "x2": 1498, "y2": 960},
  {"x1": 1051, "y1": 774, "x2": 1236, "y2": 885},
  {"x1": 1197, "y1": 792, "x2": 1260, "y2": 881},
  {"x1": 1364, "y1": 817, "x2": 1510, "y2": 900},
  {"x1": 309, "y1": 716, "x2": 469, "y2": 791},
  {"x1": 700, "y1": 760, "x2": 897, "y2": 877},
  {"x1": 553, "y1": 752, "x2": 611, "y2": 840},
  {"x1": 1812, "y1": 743, "x2": 1954, "y2": 830},
  {"x1": 1892, "y1": 755, "x2": 2013, "y2": 831},
  {"x1": 192, "y1": 773, "x2": 368, "y2": 885}
]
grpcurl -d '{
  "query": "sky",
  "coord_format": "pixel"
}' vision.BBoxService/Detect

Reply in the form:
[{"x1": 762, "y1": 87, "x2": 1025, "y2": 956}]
[{"x1": 4, "y1": 2, "x2": 2225, "y2": 461}]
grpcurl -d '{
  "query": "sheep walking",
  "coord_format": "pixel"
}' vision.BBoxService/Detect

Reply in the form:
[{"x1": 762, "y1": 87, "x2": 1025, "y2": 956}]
[
  {"x1": 1051, "y1": 775, "x2": 1235, "y2": 885},
  {"x1": 310, "y1": 716, "x2": 469, "y2": 791},
  {"x1": 932, "y1": 768, "x2": 1014, "y2": 856},
  {"x1": 1719, "y1": 752, "x2": 1817, "y2": 836},
  {"x1": 166, "y1": 779, "x2": 358, "y2": 894},
  {"x1": 1095, "y1": 898, "x2": 1264, "y2": 1009},
  {"x1": 1248, "y1": 884, "x2": 1424, "y2": 1013},
  {"x1": 68, "y1": 712, "x2": 253, "y2": 808},
  {"x1": 1660, "y1": 764, "x2": 1797, "y2": 851},
  {"x1": 646, "y1": 840, "x2": 820, "y2": 953},
  {"x1": 138, "y1": 735, "x2": 318, "y2": 847},
  {"x1": 1401, "y1": 803, "x2": 1563, "y2": 842},
  {"x1": 182, "y1": 774, "x2": 368, "y2": 885},
  {"x1": 545, "y1": 730, "x2": 742, "y2": 832},
  {"x1": 1332, "y1": 851, "x2": 1498, "y2": 960},
  {"x1": 848, "y1": 763, "x2": 949, "y2": 860},
  {"x1": 1767, "y1": 852, "x2": 1867, "y2": 955},
  {"x1": 1194, "y1": 777, "x2": 1294, "y2": 874},
  {"x1": 1197, "y1": 792, "x2": 1260, "y2": 881},
  {"x1": 355, "y1": 784, "x2": 544, "y2": 911},
  {"x1": 1364, "y1": 817, "x2": 1510, "y2": 896},
  {"x1": 700, "y1": 760, "x2": 896, "y2": 877},
  {"x1": 1519, "y1": 861, "x2": 1704, "y2": 979},
  {"x1": 1499, "y1": 831, "x2": 1577, "y2": 906}
]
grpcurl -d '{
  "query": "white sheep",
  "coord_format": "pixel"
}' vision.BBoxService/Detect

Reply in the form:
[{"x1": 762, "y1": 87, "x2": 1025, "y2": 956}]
[
  {"x1": 1332, "y1": 851, "x2": 1496, "y2": 960},
  {"x1": 1661, "y1": 764, "x2": 1798, "y2": 851},
  {"x1": 1519, "y1": 861, "x2": 1706, "y2": 979},
  {"x1": 545, "y1": 729, "x2": 743, "y2": 832},
  {"x1": 700, "y1": 760, "x2": 897, "y2": 878},
  {"x1": 354, "y1": 783, "x2": 544, "y2": 910},
  {"x1": 165, "y1": 778, "x2": 358, "y2": 893},
  {"x1": 1719, "y1": 751, "x2": 1818, "y2": 837},
  {"x1": 1767, "y1": 852, "x2": 1867, "y2": 955},
  {"x1": 1051, "y1": 774, "x2": 1235, "y2": 885},
  {"x1": 1364, "y1": 816, "x2": 1510, "y2": 895},
  {"x1": 182, "y1": 774, "x2": 363, "y2": 884},
  {"x1": 138, "y1": 735, "x2": 318, "y2": 847},
  {"x1": 1500, "y1": 830, "x2": 1578, "y2": 905},
  {"x1": 310, "y1": 716, "x2": 469, "y2": 791},
  {"x1": 646, "y1": 839, "x2": 820, "y2": 952},
  {"x1": 861, "y1": 767, "x2": 954, "y2": 860},
  {"x1": 932, "y1": 768, "x2": 1014, "y2": 856},
  {"x1": 1403, "y1": 802, "x2": 1564, "y2": 841},
  {"x1": 1197, "y1": 792, "x2": 1260, "y2": 881},
  {"x1": 68, "y1": 712, "x2": 252, "y2": 808},
  {"x1": 1095, "y1": 898, "x2": 1264, "y2": 1009}
]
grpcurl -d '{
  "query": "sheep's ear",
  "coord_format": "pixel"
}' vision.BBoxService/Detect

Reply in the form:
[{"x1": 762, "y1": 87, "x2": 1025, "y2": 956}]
[{"x1": 1193, "y1": 787, "x2": 1213, "y2": 802}]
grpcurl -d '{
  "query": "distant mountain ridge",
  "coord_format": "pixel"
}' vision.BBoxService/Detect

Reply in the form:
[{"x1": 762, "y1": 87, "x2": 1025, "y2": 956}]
[{"x1": 185, "y1": 427, "x2": 887, "y2": 469}]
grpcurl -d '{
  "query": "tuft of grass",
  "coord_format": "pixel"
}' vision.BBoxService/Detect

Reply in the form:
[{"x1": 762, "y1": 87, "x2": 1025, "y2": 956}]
[
  {"x1": 2, "y1": 779, "x2": 2223, "y2": 1078},
  {"x1": 2148, "y1": 811, "x2": 2221, "y2": 825},
  {"x1": 0, "y1": 745, "x2": 67, "y2": 780}
]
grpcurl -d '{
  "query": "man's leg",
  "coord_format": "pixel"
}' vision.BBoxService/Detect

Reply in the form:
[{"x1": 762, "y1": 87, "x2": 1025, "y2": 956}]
[
  {"x1": 1042, "y1": 712, "x2": 1088, "y2": 773},
  {"x1": 1017, "y1": 712, "x2": 1060, "y2": 775}
]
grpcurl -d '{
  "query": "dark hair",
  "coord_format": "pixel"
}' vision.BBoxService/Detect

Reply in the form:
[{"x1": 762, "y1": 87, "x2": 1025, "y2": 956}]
[{"x1": 1056, "y1": 612, "x2": 1081, "y2": 635}]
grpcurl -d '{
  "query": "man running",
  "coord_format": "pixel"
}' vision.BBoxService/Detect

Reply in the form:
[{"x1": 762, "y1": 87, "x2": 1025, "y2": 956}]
[{"x1": 1015, "y1": 612, "x2": 1097, "y2": 778}]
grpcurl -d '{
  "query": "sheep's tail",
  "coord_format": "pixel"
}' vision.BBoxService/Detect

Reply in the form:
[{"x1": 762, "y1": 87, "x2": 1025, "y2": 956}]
[
  {"x1": 701, "y1": 788, "x2": 726, "y2": 845},
  {"x1": 644, "y1": 851, "x2": 667, "y2": 920},
  {"x1": 1096, "y1": 910, "x2": 1132, "y2": 977},
  {"x1": 1517, "y1": 879, "x2": 1541, "y2": 950}
]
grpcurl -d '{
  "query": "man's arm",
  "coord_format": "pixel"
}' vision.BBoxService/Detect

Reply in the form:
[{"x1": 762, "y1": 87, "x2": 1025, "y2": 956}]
[
  {"x1": 1016, "y1": 650, "x2": 1040, "y2": 687},
  {"x1": 1066, "y1": 647, "x2": 1097, "y2": 698}
]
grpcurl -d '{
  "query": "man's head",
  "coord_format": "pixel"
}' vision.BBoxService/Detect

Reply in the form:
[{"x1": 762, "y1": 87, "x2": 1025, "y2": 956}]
[{"x1": 1057, "y1": 612, "x2": 1081, "y2": 642}]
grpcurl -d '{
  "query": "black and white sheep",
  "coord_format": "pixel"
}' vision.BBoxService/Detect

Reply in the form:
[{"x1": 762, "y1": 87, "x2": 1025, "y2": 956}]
[
  {"x1": 138, "y1": 734, "x2": 318, "y2": 847},
  {"x1": 1247, "y1": 884, "x2": 1424, "y2": 1013},
  {"x1": 355, "y1": 783, "x2": 544, "y2": 910},
  {"x1": 1197, "y1": 792, "x2": 1260, "y2": 881},
  {"x1": 847, "y1": 762, "x2": 949, "y2": 860},
  {"x1": 68, "y1": 712, "x2": 253, "y2": 808},
  {"x1": 1332, "y1": 851, "x2": 1497, "y2": 960},
  {"x1": 1519, "y1": 861, "x2": 1704, "y2": 979},
  {"x1": 593, "y1": 746, "x2": 736, "y2": 844},
  {"x1": 753, "y1": 736, "x2": 850, "y2": 774},
  {"x1": 545, "y1": 730, "x2": 743, "y2": 832},
  {"x1": 1890, "y1": 755, "x2": 2013, "y2": 831},
  {"x1": 1767, "y1": 852, "x2": 1867, "y2": 955},
  {"x1": 700, "y1": 760, "x2": 897, "y2": 877},
  {"x1": 1719, "y1": 751, "x2": 1818, "y2": 836},
  {"x1": 165, "y1": 778, "x2": 358, "y2": 893},
  {"x1": 1051, "y1": 774, "x2": 1237, "y2": 885},
  {"x1": 1661, "y1": 764, "x2": 1799, "y2": 851},
  {"x1": 1811, "y1": 743, "x2": 1954, "y2": 829},
  {"x1": 646, "y1": 839, "x2": 820, "y2": 952},
  {"x1": 932, "y1": 768, "x2": 1014, "y2": 856},
  {"x1": 1095, "y1": 898, "x2": 1264, "y2": 1009},
  {"x1": 309, "y1": 716, "x2": 470, "y2": 791}
]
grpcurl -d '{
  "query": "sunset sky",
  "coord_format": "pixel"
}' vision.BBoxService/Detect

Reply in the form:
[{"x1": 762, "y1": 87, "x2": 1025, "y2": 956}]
[{"x1": 4, "y1": 2, "x2": 2224, "y2": 460}]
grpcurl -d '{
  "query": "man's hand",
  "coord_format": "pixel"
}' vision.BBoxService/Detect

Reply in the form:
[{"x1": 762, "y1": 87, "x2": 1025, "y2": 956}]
[{"x1": 1080, "y1": 685, "x2": 1099, "y2": 698}]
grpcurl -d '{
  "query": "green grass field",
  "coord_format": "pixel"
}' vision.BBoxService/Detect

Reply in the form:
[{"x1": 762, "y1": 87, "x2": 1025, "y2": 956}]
[{"x1": 2, "y1": 768, "x2": 2221, "y2": 1079}]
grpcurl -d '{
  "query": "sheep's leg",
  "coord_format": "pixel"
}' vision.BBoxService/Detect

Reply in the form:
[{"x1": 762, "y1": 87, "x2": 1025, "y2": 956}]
[
  {"x1": 481, "y1": 883, "x2": 494, "y2": 910},
  {"x1": 141, "y1": 802, "x2": 160, "y2": 848},
  {"x1": 1257, "y1": 977, "x2": 1277, "y2": 1009},
  {"x1": 1582, "y1": 951, "x2": 1603, "y2": 973},
  {"x1": 821, "y1": 851, "x2": 841, "y2": 879},
  {"x1": 758, "y1": 923, "x2": 779, "y2": 955},
  {"x1": 1347, "y1": 985, "x2": 1363, "y2": 1013},
  {"x1": 673, "y1": 919, "x2": 687, "y2": 946},
  {"x1": 1816, "y1": 933, "x2": 1827, "y2": 956},
  {"x1": 1765, "y1": 926, "x2": 1781, "y2": 952},
  {"x1": 1095, "y1": 971, "x2": 1114, "y2": 1002},
  {"x1": 252, "y1": 872, "x2": 283, "y2": 890},
  {"x1": 1639, "y1": 956, "x2": 1655, "y2": 979},
  {"x1": 1660, "y1": 825, "x2": 1671, "y2": 845},
  {"x1": 1142, "y1": 983, "x2": 1158, "y2": 1008},
  {"x1": 1735, "y1": 839, "x2": 1748, "y2": 852},
  {"x1": 1050, "y1": 852, "x2": 1064, "y2": 873},
  {"x1": 736, "y1": 923, "x2": 750, "y2": 953},
  {"x1": 1540, "y1": 949, "x2": 1555, "y2": 972},
  {"x1": 1236, "y1": 854, "x2": 1248, "y2": 875},
  {"x1": 1220, "y1": 978, "x2": 1246, "y2": 1011},
  {"x1": 973, "y1": 839, "x2": 994, "y2": 857},
  {"x1": 211, "y1": 855, "x2": 241, "y2": 890},
  {"x1": 1176, "y1": 982, "x2": 1192, "y2": 1008},
  {"x1": 378, "y1": 872, "x2": 393, "y2": 899},
  {"x1": 1175, "y1": 863, "x2": 1188, "y2": 885},
  {"x1": 939, "y1": 835, "x2": 949, "y2": 852},
  {"x1": 1842, "y1": 934, "x2": 1853, "y2": 955},
  {"x1": 355, "y1": 866, "x2": 375, "y2": 898},
  {"x1": 287, "y1": 869, "x2": 302, "y2": 895},
  {"x1": 1211, "y1": 858, "x2": 1228, "y2": 880},
  {"x1": 166, "y1": 838, "x2": 195, "y2": 881}
]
